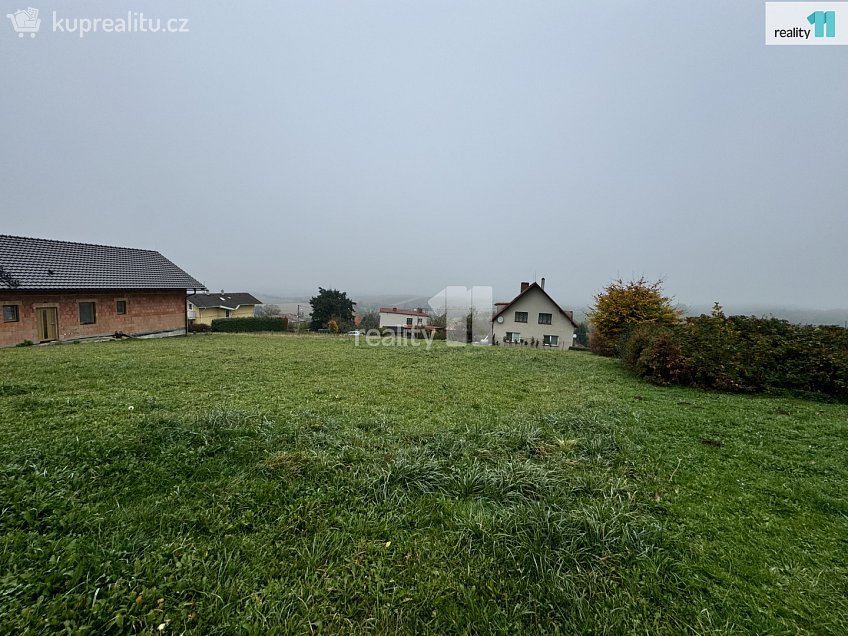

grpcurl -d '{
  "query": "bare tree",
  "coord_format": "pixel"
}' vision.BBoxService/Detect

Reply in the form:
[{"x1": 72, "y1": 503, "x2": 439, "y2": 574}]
[
  {"x1": 358, "y1": 309, "x2": 380, "y2": 331},
  {"x1": 254, "y1": 304, "x2": 282, "y2": 318}
]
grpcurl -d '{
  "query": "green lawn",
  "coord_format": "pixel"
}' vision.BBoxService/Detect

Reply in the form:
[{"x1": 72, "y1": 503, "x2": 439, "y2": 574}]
[{"x1": 0, "y1": 335, "x2": 845, "y2": 634}]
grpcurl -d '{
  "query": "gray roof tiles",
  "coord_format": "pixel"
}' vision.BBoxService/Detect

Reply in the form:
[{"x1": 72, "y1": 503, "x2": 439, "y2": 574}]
[
  {"x1": 188, "y1": 293, "x2": 262, "y2": 309},
  {"x1": 0, "y1": 235, "x2": 205, "y2": 290}
]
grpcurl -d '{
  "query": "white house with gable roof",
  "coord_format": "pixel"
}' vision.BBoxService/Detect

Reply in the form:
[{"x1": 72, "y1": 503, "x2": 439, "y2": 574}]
[{"x1": 491, "y1": 279, "x2": 577, "y2": 349}]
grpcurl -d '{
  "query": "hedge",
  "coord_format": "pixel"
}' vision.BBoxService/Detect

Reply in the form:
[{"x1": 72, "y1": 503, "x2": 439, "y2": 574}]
[
  {"x1": 620, "y1": 311, "x2": 848, "y2": 400},
  {"x1": 210, "y1": 317, "x2": 286, "y2": 333}
]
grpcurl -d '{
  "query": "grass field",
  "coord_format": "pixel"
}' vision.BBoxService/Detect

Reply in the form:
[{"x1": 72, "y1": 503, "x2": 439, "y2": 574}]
[{"x1": 0, "y1": 334, "x2": 846, "y2": 634}]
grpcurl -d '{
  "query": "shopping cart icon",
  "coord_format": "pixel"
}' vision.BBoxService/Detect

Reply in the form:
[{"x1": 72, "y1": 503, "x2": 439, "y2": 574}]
[{"x1": 6, "y1": 7, "x2": 41, "y2": 38}]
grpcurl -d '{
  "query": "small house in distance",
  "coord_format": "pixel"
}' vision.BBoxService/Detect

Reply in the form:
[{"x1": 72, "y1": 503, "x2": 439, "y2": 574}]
[
  {"x1": 187, "y1": 292, "x2": 262, "y2": 326},
  {"x1": 492, "y1": 279, "x2": 577, "y2": 349},
  {"x1": 379, "y1": 307, "x2": 429, "y2": 333},
  {"x1": 0, "y1": 235, "x2": 205, "y2": 347}
]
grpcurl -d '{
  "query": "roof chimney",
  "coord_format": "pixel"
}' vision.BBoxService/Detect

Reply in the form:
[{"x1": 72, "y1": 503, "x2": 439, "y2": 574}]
[
  {"x1": 540, "y1": 277, "x2": 545, "y2": 290},
  {"x1": 520, "y1": 281, "x2": 530, "y2": 293}
]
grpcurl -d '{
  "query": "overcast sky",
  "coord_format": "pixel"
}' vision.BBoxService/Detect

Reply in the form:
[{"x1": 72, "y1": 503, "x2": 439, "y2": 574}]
[{"x1": 1, "y1": 1, "x2": 846, "y2": 309}]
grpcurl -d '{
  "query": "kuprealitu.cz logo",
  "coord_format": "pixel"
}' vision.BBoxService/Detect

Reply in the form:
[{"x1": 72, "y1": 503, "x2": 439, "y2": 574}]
[
  {"x1": 6, "y1": 7, "x2": 40, "y2": 37},
  {"x1": 6, "y1": 6, "x2": 190, "y2": 38}
]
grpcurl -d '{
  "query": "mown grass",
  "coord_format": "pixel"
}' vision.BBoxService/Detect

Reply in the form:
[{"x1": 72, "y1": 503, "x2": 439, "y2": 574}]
[{"x1": 0, "y1": 334, "x2": 845, "y2": 634}]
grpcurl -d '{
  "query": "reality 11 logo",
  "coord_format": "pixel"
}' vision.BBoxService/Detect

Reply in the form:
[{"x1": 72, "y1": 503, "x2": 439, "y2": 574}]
[{"x1": 808, "y1": 10, "x2": 836, "y2": 37}]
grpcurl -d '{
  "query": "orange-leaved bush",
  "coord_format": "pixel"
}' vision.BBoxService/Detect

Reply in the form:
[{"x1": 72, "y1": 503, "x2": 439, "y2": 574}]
[{"x1": 589, "y1": 277, "x2": 680, "y2": 356}]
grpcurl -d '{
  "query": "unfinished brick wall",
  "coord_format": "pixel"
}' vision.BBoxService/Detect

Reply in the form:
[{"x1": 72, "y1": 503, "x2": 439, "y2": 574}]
[{"x1": 0, "y1": 290, "x2": 187, "y2": 347}]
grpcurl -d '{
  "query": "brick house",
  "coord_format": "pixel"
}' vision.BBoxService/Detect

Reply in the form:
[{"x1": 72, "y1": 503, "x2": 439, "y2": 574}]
[{"x1": 0, "y1": 235, "x2": 205, "y2": 347}]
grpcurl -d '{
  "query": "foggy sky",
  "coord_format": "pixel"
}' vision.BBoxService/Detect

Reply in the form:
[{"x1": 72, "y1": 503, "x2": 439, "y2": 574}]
[{"x1": 2, "y1": 1, "x2": 846, "y2": 309}]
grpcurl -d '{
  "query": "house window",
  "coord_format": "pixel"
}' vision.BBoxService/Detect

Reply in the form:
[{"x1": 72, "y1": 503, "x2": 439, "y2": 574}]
[
  {"x1": 79, "y1": 302, "x2": 96, "y2": 325},
  {"x1": 505, "y1": 332, "x2": 521, "y2": 343},
  {"x1": 406, "y1": 317, "x2": 413, "y2": 325},
  {"x1": 188, "y1": 302, "x2": 194, "y2": 310},
  {"x1": 538, "y1": 313, "x2": 552, "y2": 325},
  {"x1": 116, "y1": 300, "x2": 127, "y2": 315},
  {"x1": 225, "y1": 310, "x2": 231, "y2": 318},
  {"x1": 3, "y1": 305, "x2": 19, "y2": 322},
  {"x1": 543, "y1": 335, "x2": 559, "y2": 347},
  {"x1": 514, "y1": 311, "x2": 528, "y2": 323},
  {"x1": 417, "y1": 317, "x2": 423, "y2": 325}
]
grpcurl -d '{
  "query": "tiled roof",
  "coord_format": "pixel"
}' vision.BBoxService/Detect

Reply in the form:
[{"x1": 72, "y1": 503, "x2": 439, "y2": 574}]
[
  {"x1": 379, "y1": 307, "x2": 429, "y2": 317},
  {"x1": 492, "y1": 282, "x2": 578, "y2": 328},
  {"x1": 0, "y1": 235, "x2": 205, "y2": 290},
  {"x1": 188, "y1": 292, "x2": 262, "y2": 309}
]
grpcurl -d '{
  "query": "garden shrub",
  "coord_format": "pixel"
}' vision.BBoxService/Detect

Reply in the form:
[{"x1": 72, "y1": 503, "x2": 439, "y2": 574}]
[
  {"x1": 618, "y1": 324, "x2": 657, "y2": 368},
  {"x1": 620, "y1": 324, "x2": 689, "y2": 386},
  {"x1": 210, "y1": 317, "x2": 286, "y2": 333},
  {"x1": 680, "y1": 309, "x2": 760, "y2": 392},
  {"x1": 588, "y1": 329, "x2": 615, "y2": 356},
  {"x1": 589, "y1": 277, "x2": 680, "y2": 356},
  {"x1": 619, "y1": 305, "x2": 848, "y2": 399}
]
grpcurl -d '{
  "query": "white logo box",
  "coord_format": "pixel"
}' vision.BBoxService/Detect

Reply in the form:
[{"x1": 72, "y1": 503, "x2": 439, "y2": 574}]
[{"x1": 766, "y1": 2, "x2": 848, "y2": 45}]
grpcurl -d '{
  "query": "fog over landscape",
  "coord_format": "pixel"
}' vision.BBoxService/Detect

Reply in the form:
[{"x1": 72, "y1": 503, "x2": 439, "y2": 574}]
[
  {"x1": 2, "y1": 1, "x2": 846, "y2": 318},
  {"x1": 3, "y1": 3, "x2": 848, "y2": 633}
]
